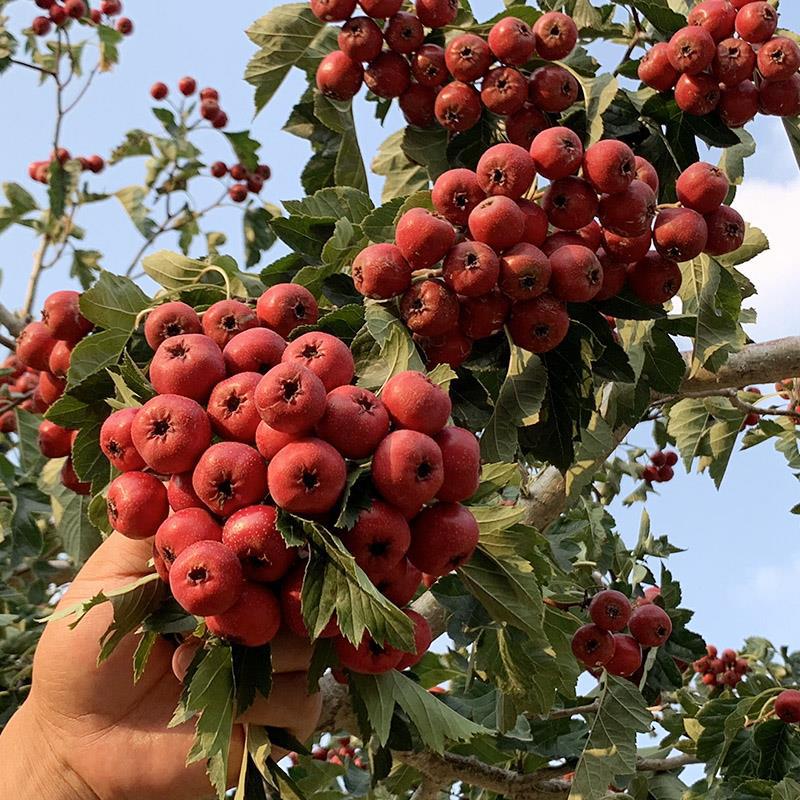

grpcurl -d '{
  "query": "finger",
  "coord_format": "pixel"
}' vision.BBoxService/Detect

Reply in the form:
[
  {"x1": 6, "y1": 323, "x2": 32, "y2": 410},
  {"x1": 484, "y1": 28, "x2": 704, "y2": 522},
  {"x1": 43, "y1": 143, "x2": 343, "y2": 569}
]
[
  {"x1": 237, "y1": 671, "x2": 322, "y2": 743},
  {"x1": 173, "y1": 638, "x2": 203, "y2": 682},
  {"x1": 271, "y1": 629, "x2": 315, "y2": 674}
]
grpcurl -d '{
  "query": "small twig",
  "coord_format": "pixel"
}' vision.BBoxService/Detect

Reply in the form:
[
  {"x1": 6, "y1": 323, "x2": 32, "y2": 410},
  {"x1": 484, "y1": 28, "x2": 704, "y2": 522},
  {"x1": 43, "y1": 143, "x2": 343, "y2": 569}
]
[
  {"x1": 9, "y1": 59, "x2": 56, "y2": 77},
  {"x1": 22, "y1": 238, "x2": 49, "y2": 317},
  {"x1": 62, "y1": 64, "x2": 100, "y2": 116},
  {"x1": 0, "y1": 303, "x2": 25, "y2": 337},
  {"x1": 0, "y1": 332, "x2": 16, "y2": 351},
  {"x1": 653, "y1": 387, "x2": 800, "y2": 420},
  {"x1": 544, "y1": 702, "x2": 600, "y2": 720}
]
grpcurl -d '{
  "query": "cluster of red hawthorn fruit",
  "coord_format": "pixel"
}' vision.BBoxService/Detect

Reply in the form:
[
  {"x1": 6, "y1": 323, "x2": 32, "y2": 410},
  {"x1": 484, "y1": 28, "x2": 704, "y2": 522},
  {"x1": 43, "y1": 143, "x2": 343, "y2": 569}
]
[
  {"x1": 31, "y1": 0, "x2": 133, "y2": 37},
  {"x1": 692, "y1": 644, "x2": 749, "y2": 688},
  {"x1": 210, "y1": 162, "x2": 272, "y2": 204},
  {"x1": 314, "y1": 0, "x2": 580, "y2": 142},
  {"x1": 12, "y1": 284, "x2": 482, "y2": 669},
  {"x1": 26, "y1": 147, "x2": 105, "y2": 185},
  {"x1": 642, "y1": 450, "x2": 678, "y2": 484},
  {"x1": 570, "y1": 588, "x2": 673, "y2": 678},
  {"x1": 150, "y1": 76, "x2": 229, "y2": 130},
  {"x1": 638, "y1": 0, "x2": 799, "y2": 125},
  {"x1": 352, "y1": 136, "x2": 744, "y2": 364},
  {"x1": 0, "y1": 355, "x2": 46, "y2": 434},
  {"x1": 776, "y1": 690, "x2": 800, "y2": 723}
]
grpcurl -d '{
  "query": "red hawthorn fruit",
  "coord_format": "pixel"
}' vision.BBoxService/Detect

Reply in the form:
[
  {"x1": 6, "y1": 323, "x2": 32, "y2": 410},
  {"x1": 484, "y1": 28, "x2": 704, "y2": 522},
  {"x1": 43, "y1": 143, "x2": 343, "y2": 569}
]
[
  {"x1": 282, "y1": 332, "x2": 355, "y2": 392},
  {"x1": 86, "y1": 155, "x2": 104, "y2": 174},
  {"x1": 254, "y1": 422, "x2": 298, "y2": 463},
  {"x1": 758, "y1": 37, "x2": 800, "y2": 83},
  {"x1": 201, "y1": 299, "x2": 258, "y2": 349},
  {"x1": 407, "y1": 502, "x2": 479, "y2": 576},
  {"x1": 549, "y1": 245, "x2": 603, "y2": 303},
  {"x1": 400, "y1": 280, "x2": 460, "y2": 338},
  {"x1": 352, "y1": 243, "x2": 413, "y2": 299},
  {"x1": 223, "y1": 327, "x2": 286, "y2": 375},
  {"x1": 399, "y1": 84, "x2": 438, "y2": 128},
  {"x1": 687, "y1": 0, "x2": 737, "y2": 43},
  {"x1": 364, "y1": 51, "x2": 411, "y2": 98},
  {"x1": 376, "y1": 557, "x2": 422, "y2": 606},
  {"x1": 735, "y1": 1, "x2": 777, "y2": 43},
  {"x1": 99, "y1": 407, "x2": 145, "y2": 472},
  {"x1": 316, "y1": 51, "x2": 364, "y2": 101},
  {"x1": 371, "y1": 429, "x2": 444, "y2": 516},
  {"x1": 434, "y1": 426, "x2": 481, "y2": 503},
  {"x1": 481, "y1": 66, "x2": 529, "y2": 116},
  {"x1": 207, "y1": 372, "x2": 262, "y2": 443},
  {"x1": 149, "y1": 333, "x2": 226, "y2": 403},
  {"x1": 153, "y1": 548, "x2": 169, "y2": 583},
  {"x1": 704, "y1": 205, "x2": 745, "y2": 256},
  {"x1": 605, "y1": 634, "x2": 643, "y2": 678},
  {"x1": 210, "y1": 161, "x2": 227, "y2": 178},
  {"x1": 416, "y1": 331, "x2": 473, "y2": 369},
  {"x1": 316, "y1": 385, "x2": 389, "y2": 459},
  {"x1": 443, "y1": 241, "x2": 500, "y2": 298},
  {"x1": 414, "y1": 0, "x2": 458, "y2": 28},
  {"x1": 42, "y1": 290, "x2": 92, "y2": 343},
  {"x1": 759, "y1": 74, "x2": 800, "y2": 117},
  {"x1": 627, "y1": 252, "x2": 682, "y2": 306},
  {"x1": 50, "y1": 5, "x2": 68, "y2": 26},
  {"x1": 106, "y1": 471, "x2": 169, "y2": 539},
  {"x1": 638, "y1": 43, "x2": 679, "y2": 91},
  {"x1": 16, "y1": 322, "x2": 58, "y2": 372},
  {"x1": 676, "y1": 162, "x2": 730, "y2": 214},
  {"x1": 431, "y1": 169, "x2": 486, "y2": 227},
  {"x1": 668, "y1": 26, "x2": 716, "y2": 74},
  {"x1": 222, "y1": 504, "x2": 295, "y2": 583},
  {"x1": 528, "y1": 65, "x2": 580, "y2": 113},
  {"x1": 488, "y1": 16, "x2": 535, "y2": 66},
  {"x1": 395, "y1": 208, "x2": 456, "y2": 270},
  {"x1": 340, "y1": 500, "x2": 411, "y2": 581},
  {"x1": 459, "y1": 290, "x2": 511, "y2": 340},
  {"x1": 254, "y1": 362, "x2": 327, "y2": 435},
  {"x1": 444, "y1": 33, "x2": 493, "y2": 82},
  {"x1": 530, "y1": 127, "x2": 584, "y2": 181},
  {"x1": 601, "y1": 229, "x2": 652, "y2": 263},
  {"x1": 507, "y1": 294, "x2": 570, "y2": 353},
  {"x1": 267, "y1": 438, "x2": 347, "y2": 516},
  {"x1": 61, "y1": 457, "x2": 90, "y2": 494},
  {"x1": 246, "y1": 175, "x2": 264, "y2": 195},
  {"x1": 434, "y1": 81, "x2": 482, "y2": 132},
  {"x1": 131, "y1": 394, "x2": 212, "y2": 474},
  {"x1": 256, "y1": 284, "x2": 319, "y2": 338},
  {"x1": 517, "y1": 199, "x2": 549, "y2": 247},
  {"x1": 720, "y1": 80, "x2": 759, "y2": 127},
  {"x1": 635, "y1": 156, "x2": 660, "y2": 195},
  {"x1": 598, "y1": 180, "x2": 657, "y2": 238},
  {"x1": 542, "y1": 177, "x2": 599, "y2": 231},
  {"x1": 200, "y1": 87, "x2": 219, "y2": 102},
  {"x1": 211, "y1": 111, "x2": 228, "y2": 130},
  {"x1": 396, "y1": 610, "x2": 433, "y2": 670},
  {"x1": 338, "y1": 16, "x2": 383, "y2": 63},
  {"x1": 155, "y1": 508, "x2": 222, "y2": 571},
  {"x1": 310, "y1": 0, "x2": 356, "y2": 21},
  {"x1": 384, "y1": 12, "x2": 425, "y2": 55},
  {"x1": 505, "y1": 105, "x2": 549, "y2": 150},
  {"x1": 498, "y1": 243, "x2": 551, "y2": 301},
  {"x1": 533, "y1": 11, "x2": 578, "y2": 60},
  {"x1": 582, "y1": 140, "x2": 636, "y2": 195},
  {"x1": 589, "y1": 589, "x2": 632, "y2": 633},
  {"x1": 571, "y1": 623, "x2": 616, "y2": 667},
  {"x1": 38, "y1": 420, "x2": 73, "y2": 459},
  {"x1": 382, "y1": 370, "x2": 452, "y2": 436},
  {"x1": 358, "y1": 0, "x2": 402, "y2": 17},
  {"x1": 335, "y1": 633, "x2": 403, "y2": 674},
  {"x1": 192, "y1": 442, "x2": 268, "y2": 518},
  {"x1": 594, "y1": 250, "x2": 629, "y2": 302},
  {"x1": 38, "y1": 371, "x2": 65, "y2": 406},
  {"x1": 653, "y1": 207, "x2": 708, "y2": 261},
  {"x1": 206, "y1": 582, "x2": 281, "y2": 647},
  {"x1": 169, "y1": 540, "x2": 243, "y2": 616},
  {"x1": 541, "y1": 232, "x2": 584, "y2": 257},
  {"x1": 576, "y1": 220, "x2": 604, "y2": 251},
  {"x1": 144, "y1": 301, "x2": 203, "y2": 350},
  {"x1": 230, "y1": 164, "x2": 247, "y2": 181},
  {"x1": 674, "y1": 72, "x2": 722, "y2": 115},
  {"x1": 200, "y1": 99, "x2": 220, "y2": 121},
  {"x1": 628, "y1": 604, "x2": 673, "y2": 647},
  {"x1": 178, "y1": 76, "x2": 196, "y2": 96},
  {"x1": 411, "y1": 44, "x2": 448, "y2": 87},
  {"x1": 280, "y1": 563, "x2": 339, "y2": 639},
  {"x1": 776, "y1": 690, "x2": 800, "y2": 724},
  {"x1": 713, "y1": 37, "x2": 756, "y2": 87},
  {"x1": 476, "y1": 143, "x2": 536, "y2": 200},
  {"x1": 32, "y1": 16, "x2": 52, "y2": 35}
]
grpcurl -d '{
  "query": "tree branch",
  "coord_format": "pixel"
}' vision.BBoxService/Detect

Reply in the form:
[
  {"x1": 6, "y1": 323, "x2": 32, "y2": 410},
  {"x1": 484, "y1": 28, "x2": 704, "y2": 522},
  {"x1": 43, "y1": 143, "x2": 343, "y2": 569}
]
[{"x1": 0, "y1": 303, "x2": 25, "y2": 338}]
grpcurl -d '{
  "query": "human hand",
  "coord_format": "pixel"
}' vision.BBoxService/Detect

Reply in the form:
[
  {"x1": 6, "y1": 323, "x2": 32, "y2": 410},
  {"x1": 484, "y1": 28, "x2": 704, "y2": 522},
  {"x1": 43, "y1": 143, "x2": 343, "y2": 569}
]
[{"x1": 0, "y1": 532, "x2": 322, "y2": 800}]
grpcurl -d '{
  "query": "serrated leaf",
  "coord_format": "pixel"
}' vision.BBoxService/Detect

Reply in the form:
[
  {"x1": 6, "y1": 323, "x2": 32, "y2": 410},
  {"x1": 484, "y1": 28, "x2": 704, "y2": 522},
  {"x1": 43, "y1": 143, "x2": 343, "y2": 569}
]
[
  {"x1": 717, "y1": 224, "x2": 769, "y2": 268},
  {"x1": 115, "y1": 186, "x2": 158, "y2": 239},
  {"x1": 67, "y1": 329, "x2": 130, "y2": 388},
  {"x1": 372, "y1": 130, "x2": 430, "y2": 203},
  {"x1": 224, "y1": 130, "x2": 261, "y2": 172},
  {"x1": 282, "y1": 186, "x2": 373, "y2": 221},
  {"x1": 79, "y1": 270, "x2": 150, "y2": 332}
]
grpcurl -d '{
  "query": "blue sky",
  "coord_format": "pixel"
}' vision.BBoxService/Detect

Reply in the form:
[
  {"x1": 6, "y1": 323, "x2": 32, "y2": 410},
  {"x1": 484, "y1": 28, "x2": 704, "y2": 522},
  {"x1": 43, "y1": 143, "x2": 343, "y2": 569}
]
[{"x1": 1, "y1": 1, "x2": 799, "y2": 653}]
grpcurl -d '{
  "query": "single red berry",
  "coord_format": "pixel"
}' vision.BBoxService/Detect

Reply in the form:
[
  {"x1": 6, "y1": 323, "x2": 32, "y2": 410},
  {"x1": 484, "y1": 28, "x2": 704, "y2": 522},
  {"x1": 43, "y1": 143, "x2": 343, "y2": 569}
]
[
  {"x1": 169, "y1": 540, "x2": 243, "y2": 617},
  {"x1": 488, "y1": 16, "x2": 535, "y2": 66},
  {"x1": 704, "y1": 205, "x2": 745, "y2": 256},
  {"x1": 528, "y1": 65, "x2": 580, "y2": 112},
  {"x1": 444, "y1": 33, "x2": 493, "y2": 82},
  {"x1": 571, "y1": 623, "x2": 616, "y2": 667},
  {"x1": 687, "y1": 0, "x2": 736, "y2": 43},
  {"x1": 542, "y1": 176, "x2": 598, "y2": 231},
  {"x1": 481, "y1": 66, "x2": 528, "y2": 116},
  {"x1": 434, "y1": 81, "x2": 482, "y2": 133},
  {"x1": 758, "y1": 37, "x2": 800, "y2": 83},
  {"x1": 605, "y1": 634, "x2": 643, "y2": 677},
  {"x1": 638, "y1": 43, "x2": 679, "y2": 91},
  {"x1": 414, "y1": 0, "x2": 458, "y2": 29},
  {"x1": 530, "y1": 127, "x2": 584, "y2": 181},
  {"x1": 431, "y1": 168, "x2": 486, "y2": 227},
  {"x1": 384, "y1": 12, "x2": 425, "y2": 55},
  {"x1": 475, "y1": 142, "x2": 536, "y2": 200},
  {"x1": 628, "y1": 604, "x2": 673, "y2": 647},
  {"x1": 310, "y1": 0, "x2": 356, "y2": 21},
  {"x1": 339, "y1": 16, "x2": 384, "y2": 63},
  {"x1": 507, "y1": 294, "x2": 570, "y2": 353},
  {"x1": 713, "y1": 37, "x2": 756, "y2": 87},
  {"x1": 734, "y1": 1, "x2": 778, "y2": 44},
  {"x1": 627, "y1": 252, "x2": 682, "y2": 306},
  {"x1": 106, "y1": 471, "x2": 169, "y2": 539},
  {"x1": 210, "y1": 161, "x2": 227, "y2": 178},
  {"x1": 407, "y1": 502, "x2": 479, "y2": 576},
  {"x1": 364, "y1": 51, "x2": 411, "y2": 98},
  {"x1": 411, "y1": 44, "x2": 447, "y2": 87},
  {"x1": 115, "y1": 16, "x2": 133, "y2": 34},
  {"x1": 589, "y1": 589, "x2": 632, "y2": 632},
  {"x1": 759, "y1": 75, "x2": 800, "y2": 117},
  {"x1": 533, "y1": 11, "x2": 578, "y2": 60},
  {"x1": 719, "y1": 80, "x2": 759, "y2": 127},
  {"x1": 505, "y1": 105, "x2": 549, "y2": 150},
  {"x1": 316, "y1": 51, "x2": 364, "y2": 101},
  {"x1": 677, "y1": 162, "x2": 730, "y2": 214},
  {"x1": 668, "y1": 26, "x2": 716, "y2": 74},
  {"x1": 32, "y1": 15, "x2": 52, "y2": 35},
  {"x1": 653, "y1": 207, "x2": 709, "y2": 262},
  {"x1": 352, "y1": 243, "x2": 412, "y2": 299},
  {"x1": 771, "y1": 689, "x2": 800, "y2": 722},
  {"x1": 256, "y1": 283, "x2": 318, "y2": 338}
]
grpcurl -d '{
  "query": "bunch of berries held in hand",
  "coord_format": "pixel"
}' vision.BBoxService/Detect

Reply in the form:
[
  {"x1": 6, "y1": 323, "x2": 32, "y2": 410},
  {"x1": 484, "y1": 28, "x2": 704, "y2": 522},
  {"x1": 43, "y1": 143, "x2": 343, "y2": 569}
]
[
  {"x1": 150, "y1": 76, "x2": 230, "y2": 130},
  {"x1": 570, "y1": 588, "x2": 673, "y2": 678},
  {"x1": 315, "y1": 0, "x2": 580, "y2": 141},
  {"x1": 352, "y1": 136, "x2": 744, "y2": 365},
  {"x1": 27, "y1": 147, "x2": 105, "y2": 185},
  {"x1": 638, "y1": 0, "x2": 800, "y2": 124},
  {"x1": 11, "y1": 292, "x2": 96, "y2": 493},
  {"x1": 31, "y1": 0, "x2": 133, "y2": 37},
  {"x1": 25, "y1": 283, "x2": 482, "y2": 668},
  {"x1": 693, "y1": 644, "x2": 749, "y2": 688},
  {"x1": 209, "y1": 161, "x2": 272, "y2": 204},
  {"x1": 642, "y1": 450, "x2": 678, "y2": 484}
]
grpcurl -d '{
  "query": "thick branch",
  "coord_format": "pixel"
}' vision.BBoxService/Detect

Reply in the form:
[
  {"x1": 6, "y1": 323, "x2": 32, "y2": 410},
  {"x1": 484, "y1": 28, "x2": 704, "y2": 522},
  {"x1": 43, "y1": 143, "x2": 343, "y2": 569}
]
[{"x1": 0, "y1": 303, "x2": 25, "y2": 338}]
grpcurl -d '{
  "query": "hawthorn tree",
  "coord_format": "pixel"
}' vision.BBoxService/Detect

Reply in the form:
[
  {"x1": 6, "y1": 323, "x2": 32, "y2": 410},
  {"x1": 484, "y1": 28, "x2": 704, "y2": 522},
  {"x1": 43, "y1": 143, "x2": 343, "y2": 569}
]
[{"x1": 2, "y1": 1, "x2": 800, "y2": 800}]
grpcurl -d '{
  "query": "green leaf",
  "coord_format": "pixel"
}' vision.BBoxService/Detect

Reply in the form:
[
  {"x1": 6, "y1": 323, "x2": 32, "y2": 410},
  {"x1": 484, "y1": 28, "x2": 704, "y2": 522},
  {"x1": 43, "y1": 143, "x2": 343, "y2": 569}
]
[
  {"x1": 79, "y1": 270, "x2": 150, "y2": 332},
  {"x1": 115, "y1": 186, "x2": 158, "y2": 239},
  {"x1": 372, "y1": 130, "x2": 430, "y2": 203},
  {"x1": 361, "y1": 197, "x2": 406, "y2": 244},
  {"x1": 569, "y1": 675, "x2": 653, "y2": 800},
  {"x1": 783, "y1": 117, "x2": 800, "y2": 173},
  {"x1": 578, "y1": 72, "x2": 618, "y2": 144},
  {"x1": 313, "y1": 94, "x2": 368, "y2": 193},
  {"x1": 282, "y1": 186, "x2": 373, "y2": 221},
  {"x1": 110, "y1": 129, "x2": 153, "y2": 163},
  {"x1": 224, "y1": 130, "x2": 261, "y2": 172},
  {"x1": 14, "y1": 408, "x2": 46, "y2": 478},
  {"x1": 142, "y1": 250, "x2": 251, "y2": 298},
  {"x1": 70, "y1": 249, "x2": 103, "y2": 290},
  {"x1": 4, "y1": 182, "x2": 37, "y2": 215},
  {"x1": 717, "y1": 224, "x2": 769, "y2": 268},
  {"x1": 629, "y1": 0, "x2": 686, "y2": 34},
  {"x1": 67, "y1": 329, "x2": 130, "y2": 388},
  {"x1": 98, "y1": 575, "x2": 165, "y2": 663},
  {"x1": 232, "y1": 644, "x2": 272, "y2": 716}
]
